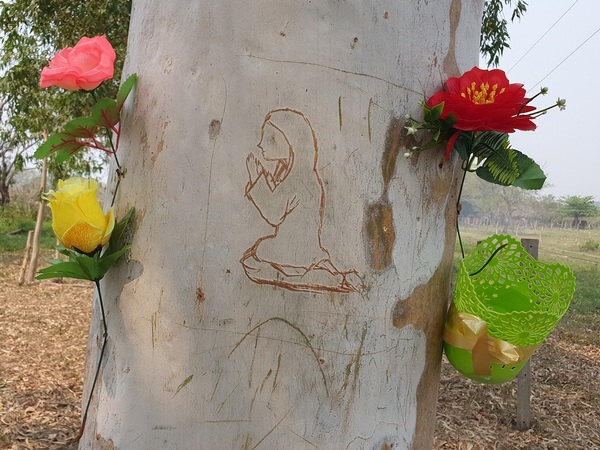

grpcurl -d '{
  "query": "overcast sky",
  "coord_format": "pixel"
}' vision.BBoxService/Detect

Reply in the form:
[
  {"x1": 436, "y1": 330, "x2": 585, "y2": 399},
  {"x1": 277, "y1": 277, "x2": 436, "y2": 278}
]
[{"x1": 496, "y1": 0, "x2": 599, "y2": 200}]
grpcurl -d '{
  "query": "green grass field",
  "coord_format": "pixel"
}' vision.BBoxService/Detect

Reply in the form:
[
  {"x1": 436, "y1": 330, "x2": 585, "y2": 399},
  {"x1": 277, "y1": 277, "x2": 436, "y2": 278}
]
[{"x1": 0, "y1": 205, "x2": 56, "y2": 252}]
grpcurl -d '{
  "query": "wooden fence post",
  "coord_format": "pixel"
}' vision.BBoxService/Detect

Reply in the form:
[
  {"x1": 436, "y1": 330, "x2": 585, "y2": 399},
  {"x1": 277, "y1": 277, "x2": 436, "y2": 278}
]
[{"x1": 516, "y1": 238, "x2": 539, "y2": 431}]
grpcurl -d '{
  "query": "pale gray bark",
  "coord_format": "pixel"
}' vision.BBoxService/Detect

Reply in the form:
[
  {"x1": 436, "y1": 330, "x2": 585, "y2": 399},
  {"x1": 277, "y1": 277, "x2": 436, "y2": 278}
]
[{"x1": 80, "y1": 1, "x2": 484, "y2": 448}]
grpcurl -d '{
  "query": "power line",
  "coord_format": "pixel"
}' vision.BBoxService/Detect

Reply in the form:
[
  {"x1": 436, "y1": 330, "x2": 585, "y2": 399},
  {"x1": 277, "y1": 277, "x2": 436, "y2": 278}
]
[
  {"x1": 531, "y1": 24, "x2": 600, "y2": 89},
  {"x1": 508, "y1": 0, "x2": 580, "y2": 73}
]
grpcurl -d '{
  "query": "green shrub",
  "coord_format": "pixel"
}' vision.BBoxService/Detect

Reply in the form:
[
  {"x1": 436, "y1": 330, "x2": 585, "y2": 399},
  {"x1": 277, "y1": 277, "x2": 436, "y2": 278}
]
[
  {"x1": 581, "y1": 239, "x2": 600, "y2": 252},
  {"x1": 0, "y1": 202, "x2": 54, "y2": 252}
]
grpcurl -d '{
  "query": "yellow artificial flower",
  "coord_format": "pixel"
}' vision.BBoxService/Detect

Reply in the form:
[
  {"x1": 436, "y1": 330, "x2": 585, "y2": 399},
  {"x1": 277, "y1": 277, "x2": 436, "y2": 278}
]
[{"x1": 46, "y1": 177, "x2": 115, "y2": 253}]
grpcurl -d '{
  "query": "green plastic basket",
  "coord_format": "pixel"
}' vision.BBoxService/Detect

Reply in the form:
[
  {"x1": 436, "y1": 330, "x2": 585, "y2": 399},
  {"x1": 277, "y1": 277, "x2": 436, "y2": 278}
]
[{"x1": 444, "y1": 234, "x2": 575, "y2": 384}]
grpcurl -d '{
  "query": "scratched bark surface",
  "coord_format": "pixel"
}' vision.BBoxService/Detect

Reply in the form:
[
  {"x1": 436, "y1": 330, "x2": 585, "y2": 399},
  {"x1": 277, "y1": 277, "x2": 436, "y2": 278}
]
[{"x1": 79, "y1": 1, "x2": 484, "y2": 449}]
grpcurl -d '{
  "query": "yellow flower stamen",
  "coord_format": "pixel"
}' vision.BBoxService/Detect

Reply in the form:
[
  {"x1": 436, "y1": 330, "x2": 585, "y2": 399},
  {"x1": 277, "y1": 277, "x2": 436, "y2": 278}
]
[{"x1": 460, "y1": 82, "x2": 505, "y2": 105}]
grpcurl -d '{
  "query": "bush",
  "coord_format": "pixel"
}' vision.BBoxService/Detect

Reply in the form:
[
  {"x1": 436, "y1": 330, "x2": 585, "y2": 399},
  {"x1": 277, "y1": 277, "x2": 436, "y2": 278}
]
[
  {"x1": 581, "y1": 239, "x2": 600, "y2": 252},
  {"x1": 0, "y1": 202, "x2": 54, "y2": 252}
]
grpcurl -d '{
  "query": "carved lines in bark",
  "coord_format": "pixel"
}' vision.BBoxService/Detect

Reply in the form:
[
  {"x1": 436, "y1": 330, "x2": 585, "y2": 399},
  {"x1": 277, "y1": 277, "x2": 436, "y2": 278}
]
[{"x1": 241, "y1": 108, "x2": 365, "y2": 294}]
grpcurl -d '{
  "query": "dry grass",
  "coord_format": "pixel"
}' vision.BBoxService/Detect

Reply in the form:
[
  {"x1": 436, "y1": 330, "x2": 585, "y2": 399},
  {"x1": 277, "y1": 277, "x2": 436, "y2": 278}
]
[
  {"x1": 0, "y1": 252, "x2": 599, "y2": 449},
  {"x1": 434, "y1": 332, "x2": 600, "y2": 449},
  {"x1": 0, "y1": 253, "x2": 91, "y2": 450}
]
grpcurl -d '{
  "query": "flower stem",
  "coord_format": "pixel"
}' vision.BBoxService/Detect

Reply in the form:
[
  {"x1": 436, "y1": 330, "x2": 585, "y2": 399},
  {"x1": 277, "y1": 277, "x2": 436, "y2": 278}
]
[
  {"x1": 110, "y1": 177, "x2": 121, "y2": 207},
  {"x1": 469, "y1": 243, "x2": 508, "y2": 276},
  {"x1": 529, "y1": 103, "x2": 560, "y2": 117},
  {"x1": 73, "y1": 280, "x2": 108, "y2": 443},
  {"x1": 90, "y1": 90, "x2": 121, "y2": 170},
  {"x1": 113, "y1": 151, "x2": 121, "y2": 170},
  {"x1": 455, "y1": 155, "x2": 475, "y2": 259}
]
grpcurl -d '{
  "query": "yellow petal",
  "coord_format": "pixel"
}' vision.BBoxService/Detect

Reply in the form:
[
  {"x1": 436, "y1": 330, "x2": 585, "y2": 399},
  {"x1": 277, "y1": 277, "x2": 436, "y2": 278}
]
[
  {"x1": 60, "y1": 220, "x2": 105, "y2": 253},
  {"x1": 74, "y1": 187, "x2": 108, "y2": 229},
  {"x1": 101, "y1": 208, "x2": 116, "y2": 246},
  {"x1": 50, "y1": 200, "x2": 85, "y2": 238}
]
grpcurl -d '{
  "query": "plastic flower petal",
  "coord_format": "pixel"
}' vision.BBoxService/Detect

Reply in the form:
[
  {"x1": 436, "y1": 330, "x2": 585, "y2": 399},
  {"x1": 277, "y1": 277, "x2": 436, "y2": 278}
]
[
  {"x1": 426, "y1": 66, "x2": 537, "y2": 133},
  {"x1": 40, "y1": 36, "x2": 116, "y2": 91},
  {"x1": 46, "y1": 177, "x2": 115, "y2": 253}
]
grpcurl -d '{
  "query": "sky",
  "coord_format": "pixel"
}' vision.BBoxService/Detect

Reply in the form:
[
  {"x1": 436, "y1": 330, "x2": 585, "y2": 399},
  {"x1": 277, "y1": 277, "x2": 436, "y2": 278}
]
[{"x1": 496, "y1": 0, "x2": 600, "y2": 200}]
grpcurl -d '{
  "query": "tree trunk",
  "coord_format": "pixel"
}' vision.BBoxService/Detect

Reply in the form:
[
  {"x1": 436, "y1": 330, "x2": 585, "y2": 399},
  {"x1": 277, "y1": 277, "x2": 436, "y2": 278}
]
[
  {"x1": 0, "y1": 175, "x2": 9, "y2": 206},
  {"x1": 80, "y1": 1, "x2": 483, "y2": 448},
  {"x1": 25, "y1": 156, "x2": 47, "y2": 283}
]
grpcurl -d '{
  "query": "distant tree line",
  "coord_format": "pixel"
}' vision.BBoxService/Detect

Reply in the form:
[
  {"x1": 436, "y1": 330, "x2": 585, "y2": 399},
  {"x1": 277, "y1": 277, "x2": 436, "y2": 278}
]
[{"x1": 460, "y1": 176, "x2": 599, "y2": 230}]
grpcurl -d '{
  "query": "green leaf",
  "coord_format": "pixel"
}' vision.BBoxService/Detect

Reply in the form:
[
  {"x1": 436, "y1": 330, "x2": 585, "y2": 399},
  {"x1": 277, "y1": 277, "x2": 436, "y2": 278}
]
[
  {"x1": 63, "y1": 117, "x2": 98, "y2": 138},
  {"x1": 116, "y1": 73, "x2": 137, "y2": 110},
  {"x1": 91, "y1": 98, "x2": 119, "y2": 128},
  {"x1": 55, "y1": 143, "x2": 87, "y2": 164},
  {"x1": 36, "y1": 260, "x2": 96, "y2": 281},
  {"x1": 512, "y1": 150, "x2": 547, "y2": 190},
  {"x1": 72, "y1": 253, "x2": 103, "y2": 280},
  {"x1": 34, "y1": 132, "x2": 87, "y2": 162},
  {"x1": 424, "y1": 101, "x2": 444, "y2": 122},
  {"x1": 106, "y1": 207, "x2": 135, "y2": 255},
  {"x1": 34, "y1": 133, "x2": 67, "y2": 159},
  {"x1": 476, "y1": 146, "x2": 519, "y2": 186},
  {"x1": 471, "y1": 131, "x2": 509, "y2": 160},
  {"x1": 54, "y1": 245, "x2": 72, "y2": 257},
  {"x1": 14, "y1": 152, "x2": 25, "y2": 171},
  {"x1": 97, "y1": 245, "x2": 132, "y2": 276},
  {"x1": 453, "y1": 132, "x2": 472, "y2": 161}
]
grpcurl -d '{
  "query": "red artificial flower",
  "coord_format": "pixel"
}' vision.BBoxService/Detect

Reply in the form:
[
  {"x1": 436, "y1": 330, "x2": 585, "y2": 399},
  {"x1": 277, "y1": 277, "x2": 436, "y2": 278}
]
[
  {"x1": 40, "y1": 36, "x2": 116, "y2": 91},
  {"x1": 426, "y1": 66, "x2": 536, "y2": 133}
]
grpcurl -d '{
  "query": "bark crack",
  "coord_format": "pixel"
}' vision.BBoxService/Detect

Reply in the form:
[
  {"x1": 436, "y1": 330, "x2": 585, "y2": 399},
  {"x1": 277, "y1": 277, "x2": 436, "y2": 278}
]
[{"x1": 242, "y1": 54, "x2": 421, "y2": 94}]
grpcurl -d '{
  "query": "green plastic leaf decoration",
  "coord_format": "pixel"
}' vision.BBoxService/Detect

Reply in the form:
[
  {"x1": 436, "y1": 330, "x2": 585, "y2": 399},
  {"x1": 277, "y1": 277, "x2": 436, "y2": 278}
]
[
  {"x1": 424, "y1": 101, "x2": 444, "y2": 122},
  {"x1": 34, "y1": 133, "x2": 66, "y2": 159},
  {"x1": 471, "y1": 131, "x2": 510, "y2": 160},
  {"x1": 55, "y1": 142, "x2": 87, "y2": 164},
  {"x1": 36, "y1": 260, "x2": 97, "y2": 280},
  {"x1": 453, "y1": 132, "x2": 472, "y2": 162},
  {"x1": 476, "y1": 148, "x2": 546, "y2": 190},
  {"x1": 92, "y1": 98, "x2": 119, "y2": 129},
  {"x1": 34, "y1": 132, "x2": 88, "y2": 163},
  {"x1": 106, "y1": 207, "x2": 135, "y2": 256},
  {"x1": 476, "y1": 145, "x2": 519, "y2": 186},
  {"x1": 511, "y1": 150, "x2": 546, "y2": 190},
  {"x1": 97, "y1": 245, "x2": 132, "y2": 276},
  {"x1": 116, "y1": 73, "x2": 137, "y2": 110},
  {"x1": 63, "y1": 117, "x2": 98, "y2": 138},
  {"x1": 34, "y1": 121, "x2": 95, "y2": 162}
]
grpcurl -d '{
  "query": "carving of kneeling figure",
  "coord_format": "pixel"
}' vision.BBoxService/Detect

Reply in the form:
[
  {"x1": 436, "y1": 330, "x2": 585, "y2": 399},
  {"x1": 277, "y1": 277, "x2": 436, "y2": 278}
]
[{"x1": 241, "y1": 108, "x2": 364, "y2": 294}]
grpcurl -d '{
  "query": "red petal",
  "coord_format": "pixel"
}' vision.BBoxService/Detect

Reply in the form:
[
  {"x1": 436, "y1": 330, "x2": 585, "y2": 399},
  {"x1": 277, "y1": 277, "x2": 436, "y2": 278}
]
[{"x1": 445, "y1": 131, "x2": 461, "y2": 159}]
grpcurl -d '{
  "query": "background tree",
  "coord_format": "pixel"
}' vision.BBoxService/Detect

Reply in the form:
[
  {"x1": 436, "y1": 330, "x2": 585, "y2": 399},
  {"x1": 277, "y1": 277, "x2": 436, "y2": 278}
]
[
  {"x1": 0, "y1": 0, "x2": 131, "y2": 280},
  {"x1": 480, "y1": 0, "x2": 528, "y2": 67},
  {"x1": 530, "y1": 194, "x2": 562, "y2": 227},
  {"x1": 561, "y1": 195, "x2": 599, "y2": 228},
  {"x1": 461, "y1": 174, "x2": 536, "y2": 230},
  {"x1": 0, "y1": 0, "x2": 131, "y2": 192},
  {"x1": 0, "y1": 98, "x2": 33, "y2": 206}
]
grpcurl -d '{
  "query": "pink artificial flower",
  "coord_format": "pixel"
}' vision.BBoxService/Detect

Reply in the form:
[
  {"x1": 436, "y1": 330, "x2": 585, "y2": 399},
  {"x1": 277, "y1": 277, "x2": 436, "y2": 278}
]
[{"x1": 40, "y1": 36, "x2": 116, "y2": 91}]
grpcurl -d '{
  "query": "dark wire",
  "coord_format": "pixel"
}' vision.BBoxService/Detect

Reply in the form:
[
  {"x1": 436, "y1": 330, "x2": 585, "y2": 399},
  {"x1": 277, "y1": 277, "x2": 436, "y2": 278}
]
[{"x1": 508, "y1": 0, "x2": 580, "y2": 73}]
